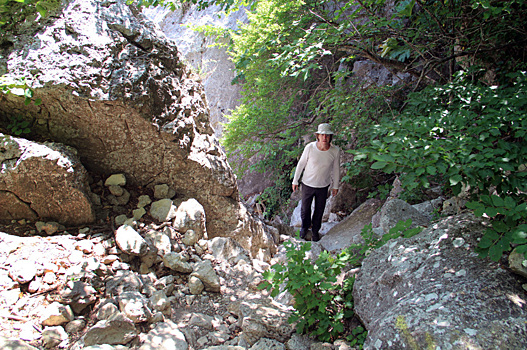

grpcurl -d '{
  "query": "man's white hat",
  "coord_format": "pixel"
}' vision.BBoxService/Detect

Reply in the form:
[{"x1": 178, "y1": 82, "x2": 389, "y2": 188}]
[{"x1": 315, "y1": 123, "x2": 334, "y2": 135}]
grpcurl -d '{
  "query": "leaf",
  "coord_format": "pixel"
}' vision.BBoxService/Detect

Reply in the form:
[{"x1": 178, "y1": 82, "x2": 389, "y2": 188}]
[
  {"x1": 478, "y1": 235, "x2": 494, "y2": 249},
  {"x1": 488, "y1": 244, "x2": 504, "y2": 262},
  {"x1": 371, "y1": 161, "x2": 387, "y2": 170},
  {"x1": 465, "y1": 201, "x2": 483, "y2": 210},
  {"x1": 491, "y1": 220, "x2": 509, "y2": 233},
  {"x1": 426, "y1": 165, "x2": 437, "y2": 175},
  {"x1": 449, "y1": 174, "x2": 463, "y2": 186},
  {"x1": 485, "y1": 207, "x2": 499, "y2": 217},
  {"x1": 512, "y1": 226, "x2": 527, "y2": 244},
  {"x1": 491, "y1": 195, "x2": 504, "y2": 207}
]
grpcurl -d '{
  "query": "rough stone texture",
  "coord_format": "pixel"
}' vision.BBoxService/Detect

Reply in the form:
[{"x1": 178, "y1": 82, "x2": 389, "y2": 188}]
[
  {"x1": 173, "y1": 198, "x2": 207, "y2": 239},
  {"x1": 0, "y1": 336, "x2": 39, "y2": 350},
  {"x1": 142, "y1": 5, "x2": 275, "y2": 199},
  {"x1": 508, "y1": 247, "x2": 527, "y2": 278},
  {"x1": 142, "y1": 4, "x2": 244, "y2": 139},
  {"x1": 379, "y1": 198, "x2": 431, "y2": 234},
  {"x1": 352, "y1": 60, "x2": 412, "y2": 86},
  {"x1": 138, "y1": 320, "x2": 188, "y2": 350},
  {"x1": 115, "y1": 225, "x2": 149, "y2": 256},
  {"x1": 0, "y1": 134, "x2": 95, "y2": 225},
  {"x1": 190, "y1": 260, "x2": 220, "y2": 293},
  {"x1": 59, "y1": 280, "x2": 97, "y2": 314},
  {"x1": 228, "y1": 298, "x2": 294, "y2": 346},
  {"x1": 163, "y1": 252, "x2": 193, "y2": 273},
  {"x1": 0, "y1": 0, "x2": 275, "y2": 259},
  {"x1": 105, "y1": 270, "x2": 144, "y2": 296},
  {"x1": 208, "y1": 237, "x2": 249, "y2": 265},
  {"x1": 117, "y1": 291, "x2": 152, "y2": 323},
  {"x1": 83, "y1": 312, "x2": 137, "y2": 346},
  {"x1": 40, "y1": 302, "x2": 74, "y2": 326},
  {"x1": 320, "y1": 199, "x2": 383, "y2": 252},
  {"x1": 353, "y1": 213, "x2": 527, "y2": 350}
]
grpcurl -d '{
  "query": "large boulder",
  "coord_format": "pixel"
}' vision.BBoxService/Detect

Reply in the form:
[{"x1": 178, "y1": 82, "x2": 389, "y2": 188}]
[
  {"x1": 353, "y1": 213, "x2": 527, "y2": 349},
  {"x1": 320, "y1": 198, "x2": 383, "y2": 253},
  {"x1": 0, "y1": 0, "x2": 275, "y2": 258},
  {"x1": 0, "y1": 134, "x2": 95, "y2": 225},
  {"x1": 142, "y1": 4, "x2": 275, "y2": 198}
]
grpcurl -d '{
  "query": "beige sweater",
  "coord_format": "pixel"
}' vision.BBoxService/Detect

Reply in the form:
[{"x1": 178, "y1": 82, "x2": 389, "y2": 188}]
[{"x1": 292, "y1": 142, "x2": 340, "y2": 189}]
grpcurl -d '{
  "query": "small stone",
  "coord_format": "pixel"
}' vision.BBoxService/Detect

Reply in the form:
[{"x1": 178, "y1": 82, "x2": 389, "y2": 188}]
[
  {"x1": 182, "y1": 229, "x2": 199, "y2": 246},
  {"x1": 109, "y1": 185, "x2": 124, "y2": 196},
  {"x1": 150, "y1": 312, "x2": 165, "y2": 323},
  {"x1": 35, "y1": 221, "x2": 62, "y2": 235},
  {"x1": 150, "y1": 199, "x2": 177, "y2": 222},
  {"x1": 41, "y1": 326, "x2": 68, "y2": 349},
  {"x1": 40, "y1": 302, "x2": 74, "y2": 326},
  {"x1": 65, "y1": 318, "x2": 86, "y2": 334},
  {"x1": 115, "y1": 225, "x2": 149, "y2": 256},
  {"x1": 105, "y1": 174, "x2": 126, "y2": 186},
  {"x1": 163, "y1": 252, "x2": 193, "y2": 273},
  {"x1": 149, "y1": 290, "x2": 171, "y2": 314},
  {"x1": 102, "y1": 255, "x2": 119, "y2": 265},
  {"x1": 154, "y1": 184, "x2": 170, "y2": 199},
  {"x1": 83, "y1": 312, "x2": 137, "y2": 346},
  {"x1": 97, "y1": 302, "x2": 119, "y2": 320},
  {"x1": 75, "y1": 240, "x2": 94, "y2": 254},
  {"x1": 43, "y1": 272, "x2": 56, "y2": 284},
  {"x1": 9, "y1": 260, "x2": 38, "y2": 284},
  {"x1": 116, "y1": 189, "x2": 131, "y2": 206},
  {"x1": 19, "y1": 322, "x2": 40, "y2": 342},
  {"x1": 118, "y1": 291, "x2": 152, "y2": 323},
  {"x1": 137, "y1": 195, "x2": 152, "y2": 208},
  {"x1": 133, "y1": 207, "x2": 146, "y2": 220},
  {"x1": 188, "y1": 276, "x2": 204, "y2": 295}
]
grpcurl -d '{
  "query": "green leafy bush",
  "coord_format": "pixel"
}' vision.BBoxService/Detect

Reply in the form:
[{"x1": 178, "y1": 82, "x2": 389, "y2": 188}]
[
  {"x1": 260, "y1": 240, "x2": 357, "y2": 342},
  {"x1": 352, "y1": 70, "x2": 527, "y2": 261},
  {"x1": 260, "y1": 220, "x2": 422, "y2": 343}
]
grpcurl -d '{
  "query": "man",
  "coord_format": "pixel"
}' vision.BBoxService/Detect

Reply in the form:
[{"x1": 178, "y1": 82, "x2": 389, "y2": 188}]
[{"x1": 292, "y1": 123, "x2": 340, "y2": 242}]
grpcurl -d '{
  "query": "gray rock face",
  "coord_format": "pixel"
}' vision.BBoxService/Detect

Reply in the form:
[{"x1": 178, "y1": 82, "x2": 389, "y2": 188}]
[
  {"x1": 190, "y1": 260, "x2": 220, "y2": 293},
  {"x1": 321, "y1": 198, "x2": 383, "y2": 252},
  {"x1": 59, "y1": 280, "x2": 97, "y2": 314},
  {"x1": 229, "y1": 299, "x2": 295, "y2": 346},
  {"x1": 138, "y1": 320, "x2": 188, "y2": 350},
  {"x1": 353, "y1": 213, "x2": 527, "y2": 349},
  {"x1": 0, "y1": 134, "x2": 95, "y2": 225},
  {"x1": 115, "y1": 225, "x2": 149, "y2": 256},
  {"x1": 173, "y1": 198, "x2": 207, "y2": 239},
  {"x1": 143, "y1": 4, "x2": 245, "y2": 139},
  {"x1": 0, "y1": 0, "x2": 275, "y2": 259},
  {"x1": 379, "y1": 198, "x2": 431, "y2": 234},
  {"x1": 142, "y1": 5, "x2": 275, "y2": 199},
  {"x1": 83, "y1": 312, "x2": 137, "y2": 346},
  {"x1": 105, "y1": 270, "x2": 144, "y2": 296}
]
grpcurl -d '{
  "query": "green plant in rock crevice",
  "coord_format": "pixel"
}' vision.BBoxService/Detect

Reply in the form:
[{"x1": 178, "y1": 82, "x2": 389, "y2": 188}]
[
  {"x1": 0, "y1": 76, "x2": 41, "y2": 106},
  {"x1": 6, "y1": 115, "x2": 31, "y2": 135}
]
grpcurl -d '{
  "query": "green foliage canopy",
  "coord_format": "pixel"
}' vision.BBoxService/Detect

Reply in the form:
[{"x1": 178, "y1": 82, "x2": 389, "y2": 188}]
[
  {"x1": 353, "y1": 70, "x2": 527, "y2": 261},
  {"x1": 216, "y1": 0, "x2": 527, "y2": 217}
]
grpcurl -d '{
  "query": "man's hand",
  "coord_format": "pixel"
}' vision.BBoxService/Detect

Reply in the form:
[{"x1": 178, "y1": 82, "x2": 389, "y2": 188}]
[
  {"x1": 331, "y1": 189, "x2": 338, "y2": 196},
  {"x1": 292, "y1": 184, "x2": 298, "y2": 192}
]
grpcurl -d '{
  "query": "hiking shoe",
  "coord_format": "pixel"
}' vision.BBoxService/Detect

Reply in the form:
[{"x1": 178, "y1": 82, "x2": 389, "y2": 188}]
[
  {"x1": 312, "y1": 232, "x2": 320, "y2": 242},
  {"x1": 299, "y1": 229, "x2": 307, "y2": 240}
]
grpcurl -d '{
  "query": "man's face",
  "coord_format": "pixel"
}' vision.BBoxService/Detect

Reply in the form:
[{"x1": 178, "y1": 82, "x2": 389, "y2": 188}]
[{"x1": 317, "y1": 133, "x2": 331, "y2": 143}]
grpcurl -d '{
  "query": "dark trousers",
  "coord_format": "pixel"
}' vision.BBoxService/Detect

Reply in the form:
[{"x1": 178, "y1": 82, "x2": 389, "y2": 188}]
[{"x1": 301, "y1": 183, "x2": 329, "y2": 235}]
